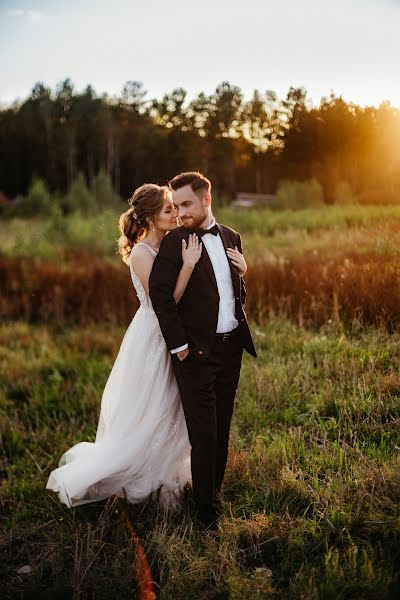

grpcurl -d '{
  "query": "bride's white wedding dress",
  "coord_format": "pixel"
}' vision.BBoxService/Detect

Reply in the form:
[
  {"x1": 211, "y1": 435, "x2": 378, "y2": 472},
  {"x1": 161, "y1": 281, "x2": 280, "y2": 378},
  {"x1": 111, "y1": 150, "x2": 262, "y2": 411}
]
[{"x1": 46, "y1": 242, "x2": 191, "y2": 508}]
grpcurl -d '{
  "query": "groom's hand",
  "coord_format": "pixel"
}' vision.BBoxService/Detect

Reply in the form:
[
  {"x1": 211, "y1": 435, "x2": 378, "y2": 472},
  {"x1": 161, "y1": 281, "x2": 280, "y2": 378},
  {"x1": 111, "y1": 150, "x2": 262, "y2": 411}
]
[{"x1": 177, "y1": 348, "x2": 189, "y2": 361}]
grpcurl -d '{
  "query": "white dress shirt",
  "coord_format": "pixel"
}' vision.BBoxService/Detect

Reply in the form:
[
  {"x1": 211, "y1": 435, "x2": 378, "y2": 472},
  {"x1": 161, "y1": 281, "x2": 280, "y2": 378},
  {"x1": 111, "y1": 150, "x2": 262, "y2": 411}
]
[{"x1": 171, "y1": 219, "x2": 238, "y2": 354}]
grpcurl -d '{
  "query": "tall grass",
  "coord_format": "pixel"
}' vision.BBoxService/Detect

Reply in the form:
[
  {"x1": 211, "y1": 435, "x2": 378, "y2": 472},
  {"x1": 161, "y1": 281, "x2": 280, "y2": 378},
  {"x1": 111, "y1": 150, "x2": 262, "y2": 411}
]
[
  {"x1": 1, "y1": 319, "x2": 400, "y2": 598},
  {"x1": 2, "y1": 250, "x2": 400, "y2": 331},
  {"x1": 2, "y1": 205, "x2": 400, "y2": 263},
  {"x1": 0, "y1": 253, "x2": 138, "y2": 324},
  {"x1": 2, "y1": 204, "x2": 400, "y2": 597},
  {"x1": 0, "y1": 209, "x2": 122, "y2": 262},
  {"x1": 217, "y1": 204, "x2": 400, "y2": 236}
]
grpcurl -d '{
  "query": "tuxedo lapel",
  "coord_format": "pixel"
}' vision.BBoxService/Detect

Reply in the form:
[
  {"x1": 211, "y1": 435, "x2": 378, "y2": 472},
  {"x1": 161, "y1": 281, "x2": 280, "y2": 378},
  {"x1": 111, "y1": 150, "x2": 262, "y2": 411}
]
[
  {"x1": 198, "y1": 239, "x2": 218, "y2": 290},
  {"x1": 217, "y1": 224, "x2": 241, "y2": 297}
]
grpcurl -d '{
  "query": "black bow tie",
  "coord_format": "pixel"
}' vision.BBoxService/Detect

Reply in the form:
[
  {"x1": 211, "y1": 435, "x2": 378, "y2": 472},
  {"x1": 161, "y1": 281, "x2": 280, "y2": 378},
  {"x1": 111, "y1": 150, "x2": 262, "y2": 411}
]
[{"x1": 193, "y1": 224, "x2": 219, "y2": 238}]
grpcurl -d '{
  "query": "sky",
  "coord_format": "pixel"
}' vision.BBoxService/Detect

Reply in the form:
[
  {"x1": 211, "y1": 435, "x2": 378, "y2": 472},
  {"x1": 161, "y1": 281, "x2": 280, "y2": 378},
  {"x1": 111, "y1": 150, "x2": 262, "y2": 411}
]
[{"x1": 1, "y1": 0, "x2": 400, "y2": 108}]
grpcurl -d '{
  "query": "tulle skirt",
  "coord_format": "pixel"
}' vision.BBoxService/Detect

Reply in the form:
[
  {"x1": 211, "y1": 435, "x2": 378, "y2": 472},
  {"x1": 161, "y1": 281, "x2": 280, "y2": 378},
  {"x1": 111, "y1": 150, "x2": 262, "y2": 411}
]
[{"x1": 46, "y1": 306, "x2": 191, "y2": 508}]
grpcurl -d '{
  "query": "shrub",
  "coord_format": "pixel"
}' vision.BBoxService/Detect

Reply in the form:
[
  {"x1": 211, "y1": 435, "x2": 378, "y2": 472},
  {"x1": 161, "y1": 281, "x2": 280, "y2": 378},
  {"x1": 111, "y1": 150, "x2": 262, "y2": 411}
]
[
  {"x1": 20, "y1": 179, "x2": 54, "y2": 217},
  {"x1": 333, "y1": 180, "x2": 356, "y2": 205},
  {"x1": 63, "y1": 173, "x2": 96, "y2": 215},
  {"x1": 356, "y1": 189, "x2": 400, "y2": 206},
  {"x1": 93, "y1": 170, "x2": 120, "y2": 209},
  {"x1": 276, "y1": 179, "x2": 324, "y2": 210}
]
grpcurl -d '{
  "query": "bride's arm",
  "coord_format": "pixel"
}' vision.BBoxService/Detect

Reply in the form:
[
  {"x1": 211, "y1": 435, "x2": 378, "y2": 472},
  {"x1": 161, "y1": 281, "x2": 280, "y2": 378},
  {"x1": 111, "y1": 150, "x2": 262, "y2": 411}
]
[{"x1": 173, "y1": 234, "x2": 202, "y2": 303}]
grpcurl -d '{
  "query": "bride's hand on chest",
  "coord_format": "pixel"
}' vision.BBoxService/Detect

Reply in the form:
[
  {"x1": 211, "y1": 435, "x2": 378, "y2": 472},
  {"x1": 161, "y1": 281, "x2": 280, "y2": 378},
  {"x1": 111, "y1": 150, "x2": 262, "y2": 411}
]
[
  {"x1": 182, "y1": 234, "x2": 202, "y2": 269},
  {"x1": 226, "y1": 246, "x2": 247, "y2": 277}
]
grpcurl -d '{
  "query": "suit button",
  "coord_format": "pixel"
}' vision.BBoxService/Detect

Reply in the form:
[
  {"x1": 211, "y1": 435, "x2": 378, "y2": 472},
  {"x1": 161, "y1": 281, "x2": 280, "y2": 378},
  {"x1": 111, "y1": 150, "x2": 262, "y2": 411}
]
[
  {"x1": 198, "y1": 350, "x2": 203, "y2": 355},
  {"x1": 236, "y1": 297, "x2": 239, "y2": 300}
]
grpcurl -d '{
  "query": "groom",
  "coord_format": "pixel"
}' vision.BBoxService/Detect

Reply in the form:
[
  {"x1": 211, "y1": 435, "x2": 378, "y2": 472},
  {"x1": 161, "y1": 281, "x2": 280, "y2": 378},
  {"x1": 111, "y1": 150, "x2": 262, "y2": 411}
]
[{"x1": 149, "y1": 171, "x2": 256, "y2": 531}]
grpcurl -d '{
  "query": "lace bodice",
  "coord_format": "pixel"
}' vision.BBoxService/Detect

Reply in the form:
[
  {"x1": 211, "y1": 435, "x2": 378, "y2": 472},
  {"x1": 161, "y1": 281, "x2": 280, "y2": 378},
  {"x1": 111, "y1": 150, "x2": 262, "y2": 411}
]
[{"x1": 129, "y1": 242, "x2": 158, "y2": 309}]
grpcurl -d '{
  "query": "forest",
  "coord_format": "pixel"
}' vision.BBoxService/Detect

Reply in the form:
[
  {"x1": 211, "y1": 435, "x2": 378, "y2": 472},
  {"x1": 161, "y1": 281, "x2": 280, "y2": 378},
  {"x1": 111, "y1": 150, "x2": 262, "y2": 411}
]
[{"x1": 1, "y1": 79, "x2": 400, "y2": 204}]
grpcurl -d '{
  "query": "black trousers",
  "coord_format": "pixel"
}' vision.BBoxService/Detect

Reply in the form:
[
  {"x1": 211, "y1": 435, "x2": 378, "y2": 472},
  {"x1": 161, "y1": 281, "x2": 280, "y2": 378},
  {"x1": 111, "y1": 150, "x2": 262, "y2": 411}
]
[{"x1": 171, "y1": 333, "x2": 243, "y2": 524}]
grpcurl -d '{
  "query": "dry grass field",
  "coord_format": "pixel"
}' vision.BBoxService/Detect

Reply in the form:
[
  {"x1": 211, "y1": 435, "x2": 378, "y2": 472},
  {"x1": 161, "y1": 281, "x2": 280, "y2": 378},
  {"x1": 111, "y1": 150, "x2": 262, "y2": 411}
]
[{"x1": 1, "y1": 205, "x2": 400, "y2": 598}]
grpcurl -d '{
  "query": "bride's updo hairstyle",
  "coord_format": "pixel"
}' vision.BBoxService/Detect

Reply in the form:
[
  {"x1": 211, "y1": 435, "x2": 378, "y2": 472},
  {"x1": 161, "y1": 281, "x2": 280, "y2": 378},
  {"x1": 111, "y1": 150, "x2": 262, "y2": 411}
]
[{"x1": 118, "y1": 183, "x2": 169, "y2": 265}]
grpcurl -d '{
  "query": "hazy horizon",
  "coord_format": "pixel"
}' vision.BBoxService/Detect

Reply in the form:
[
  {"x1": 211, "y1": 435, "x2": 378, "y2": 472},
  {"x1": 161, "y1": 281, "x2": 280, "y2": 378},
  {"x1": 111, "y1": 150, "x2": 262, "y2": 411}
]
[{"x1": 1, "y1": 0, "x2": 399, "y2": 108}]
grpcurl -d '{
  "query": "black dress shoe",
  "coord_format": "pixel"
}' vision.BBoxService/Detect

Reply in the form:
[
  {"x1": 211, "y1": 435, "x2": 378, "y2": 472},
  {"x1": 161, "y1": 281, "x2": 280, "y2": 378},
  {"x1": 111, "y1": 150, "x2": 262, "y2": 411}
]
[
  {"x1": 195, "y1": 509, "x2": 219, "y2": 533},
  {"x1": 213, "y1": 499, "x2": 222, "y2": 516},
  {"x1": 200, "y1": 518, "x2": 219, "y2": 534}
]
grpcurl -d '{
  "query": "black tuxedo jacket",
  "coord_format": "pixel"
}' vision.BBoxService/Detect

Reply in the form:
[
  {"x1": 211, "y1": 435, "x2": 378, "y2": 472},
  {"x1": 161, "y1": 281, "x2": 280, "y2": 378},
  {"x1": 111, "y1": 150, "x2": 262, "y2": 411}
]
[{"x1": 149, "y1": 223, "x2": 257, "y2": 359}]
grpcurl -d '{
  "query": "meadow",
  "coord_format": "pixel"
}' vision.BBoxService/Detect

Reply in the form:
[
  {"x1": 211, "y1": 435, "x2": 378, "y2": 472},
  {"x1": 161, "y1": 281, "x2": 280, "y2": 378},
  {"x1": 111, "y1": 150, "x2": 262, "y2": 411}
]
[
  {"x1": 2, "y1": 204, "x2": 400, "y2": 263},
  {"x1": 1, "y1": 204, "x2": 400, "y2": 599}
]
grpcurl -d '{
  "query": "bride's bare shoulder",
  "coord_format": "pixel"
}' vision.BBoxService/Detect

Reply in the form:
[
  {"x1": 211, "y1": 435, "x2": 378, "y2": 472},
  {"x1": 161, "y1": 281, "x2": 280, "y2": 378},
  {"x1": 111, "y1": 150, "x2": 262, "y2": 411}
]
[
  {"x1": 131, "y1": 243, "x2": 155, "y2": 266},
  {"x1": 131, "y1": 242, "x2": 150, "y2": 254}
]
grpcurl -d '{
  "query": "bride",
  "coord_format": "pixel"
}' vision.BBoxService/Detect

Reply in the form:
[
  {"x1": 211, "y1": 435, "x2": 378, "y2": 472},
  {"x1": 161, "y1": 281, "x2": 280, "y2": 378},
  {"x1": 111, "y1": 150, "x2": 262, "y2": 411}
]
[{"x1": 46, "y1": 183, "x2": 202, "y2": 508}]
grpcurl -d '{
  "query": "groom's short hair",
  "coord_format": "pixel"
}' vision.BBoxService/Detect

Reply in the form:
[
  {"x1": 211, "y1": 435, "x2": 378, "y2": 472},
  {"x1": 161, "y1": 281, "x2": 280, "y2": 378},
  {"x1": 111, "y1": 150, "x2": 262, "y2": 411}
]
[{"x1": 169, "y1": 171, "x2": 211, "y2": 196}]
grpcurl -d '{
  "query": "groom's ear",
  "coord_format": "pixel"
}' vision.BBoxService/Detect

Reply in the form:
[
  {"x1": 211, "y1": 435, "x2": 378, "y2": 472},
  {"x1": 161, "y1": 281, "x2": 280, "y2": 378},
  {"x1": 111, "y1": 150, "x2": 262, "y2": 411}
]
[{"x1": 203, "y1": 192, "x2": 211, "y2": 207}]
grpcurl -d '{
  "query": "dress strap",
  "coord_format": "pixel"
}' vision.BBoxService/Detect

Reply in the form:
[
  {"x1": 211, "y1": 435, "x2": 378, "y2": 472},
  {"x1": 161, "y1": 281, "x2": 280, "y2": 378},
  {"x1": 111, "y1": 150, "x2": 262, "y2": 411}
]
[{"x1": 136, "y1": 241, "x2": 159, "y2": 256}]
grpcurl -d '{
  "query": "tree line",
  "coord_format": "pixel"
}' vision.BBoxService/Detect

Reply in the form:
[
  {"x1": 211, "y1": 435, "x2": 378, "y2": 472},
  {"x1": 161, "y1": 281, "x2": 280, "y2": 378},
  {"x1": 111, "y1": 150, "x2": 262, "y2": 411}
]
[{"x1": 1, "y1": 79, "x2": 400, "y2": 204}]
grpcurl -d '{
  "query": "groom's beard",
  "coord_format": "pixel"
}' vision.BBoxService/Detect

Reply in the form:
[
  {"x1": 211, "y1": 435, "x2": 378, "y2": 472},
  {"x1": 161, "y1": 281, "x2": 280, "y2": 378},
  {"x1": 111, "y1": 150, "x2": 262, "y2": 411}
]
[{"x1": 181, "y1": 210, "x2": 209, "y2": 230}]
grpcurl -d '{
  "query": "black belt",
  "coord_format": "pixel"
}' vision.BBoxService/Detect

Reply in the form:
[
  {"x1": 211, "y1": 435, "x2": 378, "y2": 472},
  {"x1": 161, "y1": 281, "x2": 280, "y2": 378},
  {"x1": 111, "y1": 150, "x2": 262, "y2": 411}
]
[{"x1": 215, "y1": 326, "x2": 239, "y2": 342}]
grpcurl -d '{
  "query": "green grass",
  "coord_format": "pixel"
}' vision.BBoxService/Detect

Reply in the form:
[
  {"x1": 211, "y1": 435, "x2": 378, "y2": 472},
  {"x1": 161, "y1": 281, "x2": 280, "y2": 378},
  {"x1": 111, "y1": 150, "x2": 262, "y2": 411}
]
[
  {"x1": 0, "y1": 209, "x2": 122, "y2": 264},
  {"x1": 217, "y1": 204, "x2": 400, "y2": 235},
  {"x1": 1, "y1": 318, "x2": 400, "y2": 598},
  {"x1": 2, "y1": 205, "x2": 400, "y2": 265},
  {"x1": 218, "y1": 205, "x2": 400, "y2": 263}
]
